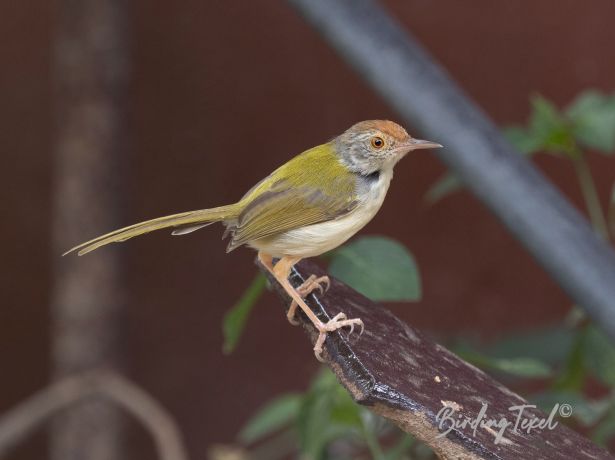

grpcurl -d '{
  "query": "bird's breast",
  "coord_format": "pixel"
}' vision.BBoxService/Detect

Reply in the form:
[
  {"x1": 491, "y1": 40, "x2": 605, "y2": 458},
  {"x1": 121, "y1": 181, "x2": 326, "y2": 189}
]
[{"x1": 250, "y1": 168, "x2": 393, "y2": 258}]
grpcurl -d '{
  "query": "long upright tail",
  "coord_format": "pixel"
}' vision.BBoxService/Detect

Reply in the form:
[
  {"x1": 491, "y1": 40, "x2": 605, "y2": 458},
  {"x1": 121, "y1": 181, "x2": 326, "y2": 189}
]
[{"x1": 64, "y1": 204, "x2": 240, "y2": 256}]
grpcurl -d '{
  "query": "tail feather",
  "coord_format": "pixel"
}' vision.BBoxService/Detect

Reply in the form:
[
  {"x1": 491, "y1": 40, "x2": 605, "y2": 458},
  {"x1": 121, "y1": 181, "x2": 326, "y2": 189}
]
[{"x1": 64, "y1": 204, "x2": 239, "y2": 256}]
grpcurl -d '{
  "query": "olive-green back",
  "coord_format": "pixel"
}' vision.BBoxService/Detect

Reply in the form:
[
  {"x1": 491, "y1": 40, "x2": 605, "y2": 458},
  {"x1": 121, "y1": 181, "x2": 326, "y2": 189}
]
[{"x1": 226, "y1": 143, "x2": 358, "y2": 251}]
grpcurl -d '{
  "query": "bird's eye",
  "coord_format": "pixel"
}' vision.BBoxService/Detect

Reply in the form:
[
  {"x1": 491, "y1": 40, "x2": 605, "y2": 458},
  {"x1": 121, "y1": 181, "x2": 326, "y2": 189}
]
[{"x1": 370, "y1": 136, "x2": 385, "y2": 149}]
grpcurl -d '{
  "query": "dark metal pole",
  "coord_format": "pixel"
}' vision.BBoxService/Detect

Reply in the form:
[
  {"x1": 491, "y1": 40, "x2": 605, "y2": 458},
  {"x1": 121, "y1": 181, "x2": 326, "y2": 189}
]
[{"x1": 288, "y1": 0, "x2": 615, "y2": 336}]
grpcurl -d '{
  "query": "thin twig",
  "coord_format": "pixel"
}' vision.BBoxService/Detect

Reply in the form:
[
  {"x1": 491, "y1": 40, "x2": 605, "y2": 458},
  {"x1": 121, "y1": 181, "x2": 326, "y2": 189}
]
[
  {"x1": 0, "y1": 370, "x2": 188, "y2": 460},
  {"x1": 99, "y1": 372, "x2": 189, "y2": 460},
  {"x1": 571, "y1": 152, "x2": 610, "y2": 241}
]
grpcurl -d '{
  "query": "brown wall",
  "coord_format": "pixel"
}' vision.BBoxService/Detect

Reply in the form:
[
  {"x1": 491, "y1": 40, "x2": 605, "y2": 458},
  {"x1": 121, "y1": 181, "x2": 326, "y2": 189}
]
[{"x1": 2, "y1": 1, "x2": 614, "y2": 458}]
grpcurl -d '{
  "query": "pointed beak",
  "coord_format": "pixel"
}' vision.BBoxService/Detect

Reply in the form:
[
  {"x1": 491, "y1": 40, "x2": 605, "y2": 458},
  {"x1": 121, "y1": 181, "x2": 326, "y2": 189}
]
[{"x1": 409, "y1": 138, "x2": 443, "y2": 150}]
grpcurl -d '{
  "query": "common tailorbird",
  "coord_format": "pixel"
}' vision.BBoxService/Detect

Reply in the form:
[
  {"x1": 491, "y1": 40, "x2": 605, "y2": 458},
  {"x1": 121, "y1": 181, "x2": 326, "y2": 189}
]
[{"x1": 65, "y1": 120, "x2": 442, "y2": 360}]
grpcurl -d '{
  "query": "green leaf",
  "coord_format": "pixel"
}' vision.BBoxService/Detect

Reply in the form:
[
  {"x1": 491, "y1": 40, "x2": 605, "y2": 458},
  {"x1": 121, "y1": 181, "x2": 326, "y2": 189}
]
[
  {"x1": 528, "y1": 95, "x2": 576, "y2": 156},
  {"x1": 457, "y1": 345, "x2": 551, "y2": 378},
  {"x1": 295, "y1": 368, "x2": 368, "y2": 458},
  {"x1": 530, "y1": 95, "x2": 562, "y2": 132},
  {"x1": 360, "y1": 412, "x2": 386, "y2": 460},
  {"x1": 424, "y1": 172, "x2": 463, "y2": 204},
  {"x1": 503, "y1": 125, "x2": 542, "y2": 155},
  {"x1": 573, "y1": 398, "x2": 612, "y2": 427},
  {"x1": 222, "y1": 273, "x2": 267, "y2": 354},
  {"x1": 593, "y1": 406, "x2": 615, "y2": 446},
  {"x1": 384, "y1": 434, "x2": 414, "y2": 460},
  {"x1": 486, "y1": 357, "x2": 551, "y2": 378},
  {"x1": 326, "y1": 371, "x2": 366, "y2": 430},
  {"x1": 583, "y1": 325, "x2": 615, "y2": 386},
  {"x1": 329, "y1": 385, "x2": 362, "y2": 428},
  {"x1": 297, "y1": 375, "x2": 336, "y2": 458},
  {"x1": 530, "y1": 391, "x2": 610, "y2": 427},
  {"x1": 553, "y1": 327, "x2": 587, "y2": 391},
  {"x1": 487, "y1": 325, "x2": 575, "y2": 367},
  {"x1": 238, "y1": 393, "x2": 302, "y2": 444},
  {"x1": 329, "y1": 236, "x2": 421, "y2": 302},
  {"x1": 567, "y1": 90, "x2": 615, "y2": 153}
]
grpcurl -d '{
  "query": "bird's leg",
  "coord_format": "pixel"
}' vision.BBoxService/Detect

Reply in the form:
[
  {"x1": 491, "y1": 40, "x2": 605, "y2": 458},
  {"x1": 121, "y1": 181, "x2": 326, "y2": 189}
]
[
  {"x1": 287, "y1": 275, "x2": 331, "y2": 326},
  {"x1": 258, "y1": 252, "x2": 363, "y2": 361}
]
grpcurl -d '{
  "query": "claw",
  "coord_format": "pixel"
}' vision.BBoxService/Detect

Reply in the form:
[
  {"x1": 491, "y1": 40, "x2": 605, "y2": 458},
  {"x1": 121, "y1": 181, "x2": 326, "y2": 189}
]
[
  {"x1": 347, "y1": 320, "x2": 365, "y2": 338},
  {"x1": 297, "y1": 275, "x2": 330, "y2": 297},
  {"x1": 311, "y1": 314, "x2": 364, "y2": 360},
  {"x1": 287, "y1": 303, "x2": 301, "y2": 326},
  {"x1": 329, "y1": 312, "x2": 347, "y2": 322}
]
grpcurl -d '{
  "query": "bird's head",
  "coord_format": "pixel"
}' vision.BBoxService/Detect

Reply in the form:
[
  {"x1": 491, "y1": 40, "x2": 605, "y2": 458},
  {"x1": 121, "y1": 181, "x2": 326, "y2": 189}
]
[{"x1": 334, "y1": 120, "x2": 442, "y2": 175}]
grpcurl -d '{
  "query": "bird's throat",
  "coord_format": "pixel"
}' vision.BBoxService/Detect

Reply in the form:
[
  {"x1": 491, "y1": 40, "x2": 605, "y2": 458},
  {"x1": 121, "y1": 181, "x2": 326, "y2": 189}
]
[{"x1": 364, "y1": 170, "x2": 380, "y2": 182}]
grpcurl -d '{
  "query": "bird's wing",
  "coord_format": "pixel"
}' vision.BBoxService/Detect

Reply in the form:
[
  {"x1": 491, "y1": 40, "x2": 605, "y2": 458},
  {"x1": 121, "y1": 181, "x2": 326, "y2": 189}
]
[{"x1": 226, "y1": 144, "x2": 359, "y2": 251}]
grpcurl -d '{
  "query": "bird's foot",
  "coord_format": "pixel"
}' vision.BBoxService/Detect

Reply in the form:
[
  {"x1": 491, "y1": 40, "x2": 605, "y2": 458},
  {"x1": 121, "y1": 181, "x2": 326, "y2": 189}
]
[
  {"x1": 287, "y1": 275, "x2": 331, "y2": 326},
  {"x1": 313, "y1": 313, "x2": 364, "y2": 362}
]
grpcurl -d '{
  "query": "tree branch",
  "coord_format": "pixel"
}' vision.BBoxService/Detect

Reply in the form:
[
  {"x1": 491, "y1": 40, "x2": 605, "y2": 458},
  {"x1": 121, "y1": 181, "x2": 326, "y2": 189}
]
[
  {"x1": 260, "y1": 259, "x2": 613, "y2": 459},
  {"x1": 0, "y1": 371, "x2": 188, "y2": 460}
]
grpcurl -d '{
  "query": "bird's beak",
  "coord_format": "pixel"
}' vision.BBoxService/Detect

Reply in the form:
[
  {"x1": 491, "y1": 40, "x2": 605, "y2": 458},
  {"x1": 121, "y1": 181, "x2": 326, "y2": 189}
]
[{"x1": 409, "y1": 138, "x2": 443, "y2": 150}]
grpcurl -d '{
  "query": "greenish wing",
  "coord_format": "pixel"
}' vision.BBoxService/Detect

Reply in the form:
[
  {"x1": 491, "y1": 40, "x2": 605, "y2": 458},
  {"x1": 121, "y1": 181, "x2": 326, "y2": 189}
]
[{"x1": 227, "y1": 175, "x2": 358, "y2": 251}]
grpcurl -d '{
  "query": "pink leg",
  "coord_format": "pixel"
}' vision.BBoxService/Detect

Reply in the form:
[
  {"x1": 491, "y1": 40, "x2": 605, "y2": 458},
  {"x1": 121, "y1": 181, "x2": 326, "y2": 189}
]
[
  {"x1": 287, "y1": 275, "x2": 331, "y2": 325},
  {"x1": 258, "y1": 252, "x2": 364, "y2": 361}
]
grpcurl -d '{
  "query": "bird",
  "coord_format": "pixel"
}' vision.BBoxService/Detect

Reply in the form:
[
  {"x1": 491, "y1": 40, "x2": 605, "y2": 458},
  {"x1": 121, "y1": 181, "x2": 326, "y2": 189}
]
[{"x1": 65, "y1": 120, "x2": 442, "y2": 360}]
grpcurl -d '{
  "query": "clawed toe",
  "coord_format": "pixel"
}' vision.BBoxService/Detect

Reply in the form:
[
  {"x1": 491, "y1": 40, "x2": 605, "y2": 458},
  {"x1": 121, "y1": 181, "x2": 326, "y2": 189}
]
[
  {"x1": 311, "y1": 313, "x2": 364, "y2": 361},
  {"x1": 329, "y1": 312, "x2": 347, "y2": 322},
  {"x1": 297, "y1": 275, "x2": 331, "y2": 297},
  {"x1": 286, "y1": 301, "x2": 301, "y2": 326},
  {"x1": 323, "y1": 315, "x2": 363, "y2": 333},
  {"x1": 319, "y1": 277, "x2": 331, "y2": 293}
]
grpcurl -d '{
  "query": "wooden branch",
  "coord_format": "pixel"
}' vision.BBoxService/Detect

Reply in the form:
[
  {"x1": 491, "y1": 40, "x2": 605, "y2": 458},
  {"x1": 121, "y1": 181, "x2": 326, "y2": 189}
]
[
  {"x1": 260, "y1": 259, "x2": 613, "y2": 460},
  {"x1": 0, "y1": 371, "x2": 188, "y2": 460}
]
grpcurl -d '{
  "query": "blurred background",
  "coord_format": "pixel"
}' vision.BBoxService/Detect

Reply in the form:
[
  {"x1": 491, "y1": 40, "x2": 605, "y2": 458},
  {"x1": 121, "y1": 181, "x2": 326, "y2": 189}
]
[{"x1": 2, "y1": 0, "x2": 615, "y2": 459}]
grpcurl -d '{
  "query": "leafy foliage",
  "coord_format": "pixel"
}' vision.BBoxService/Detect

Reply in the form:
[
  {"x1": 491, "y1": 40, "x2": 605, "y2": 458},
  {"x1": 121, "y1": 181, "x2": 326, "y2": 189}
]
[
  {"x1": 329, "y1": 236, "x2": 421, "y2": 302},
  {"x1": 238, "y1": 393, "x2": 302, "y2": 444},
  {"x1": 567, "y1": 91, "x2": 615, "y2": 153},
  {"x1": 455, "y1": 342, "x2": 551, "y2": 378},
  {"x1": 425, "y1": 90, "x2": 615, "y2": 204},
  {"x1": 237, "y1": 368, "x2": 421, "y2": 459},
  {"x1": 506, "y1": 92, "x2": 615, "y2": 157},
  {"x1": 531, "y1": 391, "x2": 611, "y2": 427},
  {"x1": 424, "y1": 173, "x2": 463, "y2": 205},
  {"x1": 222, "y1": 273, "x2": 267, "y2": 354},
  {"x1": 486, "y1": 326, "x2": 575, "y2": 367},
  {"x1": 584, "y1": 326, "x2": 615, "y2": 387}
]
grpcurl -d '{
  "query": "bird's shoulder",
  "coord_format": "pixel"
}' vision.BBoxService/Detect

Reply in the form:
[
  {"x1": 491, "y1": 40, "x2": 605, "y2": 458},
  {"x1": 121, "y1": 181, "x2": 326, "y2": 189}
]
[{"x1": 241, "y1": 143, "x2": 358, "y2": 204}]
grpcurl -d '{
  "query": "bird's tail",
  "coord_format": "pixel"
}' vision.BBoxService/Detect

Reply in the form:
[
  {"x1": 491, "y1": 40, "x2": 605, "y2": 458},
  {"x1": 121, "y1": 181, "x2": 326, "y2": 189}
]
[{"x1": 63, "y1": 204, "x2": 240, "y2": 256}]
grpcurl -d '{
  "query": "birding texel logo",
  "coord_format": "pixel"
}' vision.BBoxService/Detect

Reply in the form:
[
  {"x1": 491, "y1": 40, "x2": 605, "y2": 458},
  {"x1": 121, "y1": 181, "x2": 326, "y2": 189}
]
[{"x1": 435, "y1": 401, "x2": 572, "y2": 444}]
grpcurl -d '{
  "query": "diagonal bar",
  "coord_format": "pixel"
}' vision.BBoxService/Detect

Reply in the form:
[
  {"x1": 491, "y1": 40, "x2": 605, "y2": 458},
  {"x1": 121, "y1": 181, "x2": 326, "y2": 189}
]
[{"x1": 287, "y1": 0, "x2": 615, "y2": 339}]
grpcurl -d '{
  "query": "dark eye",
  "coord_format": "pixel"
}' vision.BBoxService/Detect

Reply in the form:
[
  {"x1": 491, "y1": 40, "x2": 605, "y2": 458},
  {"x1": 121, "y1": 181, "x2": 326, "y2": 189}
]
[{"x1": 370, "y1": 136, "x2": 385, "y2": 149}]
